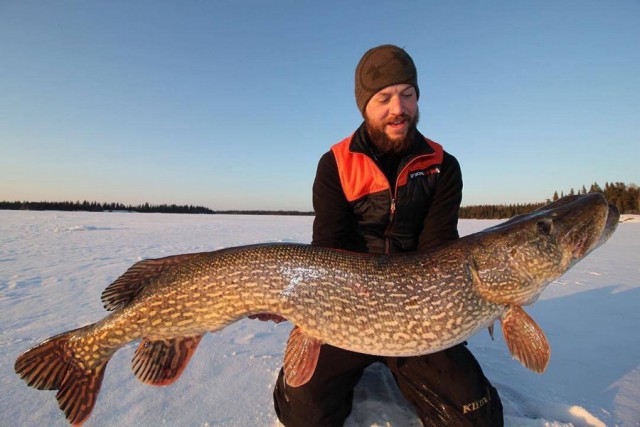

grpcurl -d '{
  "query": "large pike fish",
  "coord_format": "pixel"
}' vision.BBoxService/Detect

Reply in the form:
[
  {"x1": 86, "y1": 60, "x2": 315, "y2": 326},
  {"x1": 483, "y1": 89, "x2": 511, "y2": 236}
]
[{"x1": 15, "y1": 193, "x2": 618, "y2": 426}]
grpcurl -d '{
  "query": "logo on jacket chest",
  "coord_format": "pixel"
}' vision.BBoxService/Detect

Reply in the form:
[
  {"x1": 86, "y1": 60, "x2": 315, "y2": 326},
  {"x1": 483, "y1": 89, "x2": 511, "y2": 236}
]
[{"x1": 409, "y1": 167, "x2": 439, "y2": 180}]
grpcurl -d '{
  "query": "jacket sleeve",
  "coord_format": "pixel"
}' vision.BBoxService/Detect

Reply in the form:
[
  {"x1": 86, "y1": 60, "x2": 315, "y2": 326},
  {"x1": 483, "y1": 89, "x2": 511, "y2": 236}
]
[
  {"x1": 311, "y1": 151, "x2": 364, "y2": 250},
  {"x1": 417, "y1": 151, "x2": 463, "y2": 251}
]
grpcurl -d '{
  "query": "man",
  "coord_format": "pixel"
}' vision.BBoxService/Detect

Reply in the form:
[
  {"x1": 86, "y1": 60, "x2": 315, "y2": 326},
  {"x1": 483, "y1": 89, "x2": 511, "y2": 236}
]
[{"x1": 261, "y1": 45, "x2": 503, "y2": 426}]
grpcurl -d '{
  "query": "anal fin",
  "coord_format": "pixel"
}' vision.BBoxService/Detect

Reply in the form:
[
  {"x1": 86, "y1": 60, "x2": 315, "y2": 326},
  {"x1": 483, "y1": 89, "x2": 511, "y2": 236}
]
[
  {"x1": 500, "y1": 305, "x2": 550, "y2": 373},
  {"x1": 283, "y1": 326, "x2": 322, "y2": 387},
  {"x1": 132, "y1": 335, "x2": 203, "y2": 386}
]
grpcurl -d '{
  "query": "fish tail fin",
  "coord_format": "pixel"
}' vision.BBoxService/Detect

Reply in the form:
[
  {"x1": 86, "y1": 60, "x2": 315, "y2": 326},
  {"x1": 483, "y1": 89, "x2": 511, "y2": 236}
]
[{"x1": 15, "y1": 328, "x2": 109, "y2": 426}]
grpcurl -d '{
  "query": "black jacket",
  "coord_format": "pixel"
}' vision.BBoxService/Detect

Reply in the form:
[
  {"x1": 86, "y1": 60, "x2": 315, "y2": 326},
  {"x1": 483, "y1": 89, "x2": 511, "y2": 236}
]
[{"x1": 312, "y1": 123, "x2": 462, "y2": 254}]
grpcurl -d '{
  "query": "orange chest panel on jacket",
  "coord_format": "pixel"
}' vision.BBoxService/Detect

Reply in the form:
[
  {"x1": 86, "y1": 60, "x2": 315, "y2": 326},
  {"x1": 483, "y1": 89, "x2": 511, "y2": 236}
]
[{"x1": 331, "y1": 135, "x2": 444, "y2": 202}]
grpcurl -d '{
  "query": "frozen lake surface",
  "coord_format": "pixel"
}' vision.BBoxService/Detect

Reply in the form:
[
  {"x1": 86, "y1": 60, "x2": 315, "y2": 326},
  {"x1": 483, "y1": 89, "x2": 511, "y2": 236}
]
[{"x1": 1, "y1": 210, "x2": 638, "y2": 426}]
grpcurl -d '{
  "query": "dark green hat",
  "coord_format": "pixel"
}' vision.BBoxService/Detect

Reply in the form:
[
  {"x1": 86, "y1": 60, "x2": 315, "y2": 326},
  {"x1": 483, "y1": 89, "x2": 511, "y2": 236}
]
[{"x1": 355, "y1": 44, "x2": 420, "y2": 114}]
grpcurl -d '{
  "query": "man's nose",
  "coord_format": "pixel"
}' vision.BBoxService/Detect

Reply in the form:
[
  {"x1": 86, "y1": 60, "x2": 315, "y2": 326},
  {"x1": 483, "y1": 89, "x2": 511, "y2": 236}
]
[{"x1": 388, "y1": 95, "x2": 405, "y2": 115}]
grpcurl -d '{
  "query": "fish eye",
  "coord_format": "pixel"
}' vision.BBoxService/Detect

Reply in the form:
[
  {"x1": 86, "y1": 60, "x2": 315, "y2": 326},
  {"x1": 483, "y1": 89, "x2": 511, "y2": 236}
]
[{"x1": 537, "y1": 220, "x2": 552, "y2": 236}]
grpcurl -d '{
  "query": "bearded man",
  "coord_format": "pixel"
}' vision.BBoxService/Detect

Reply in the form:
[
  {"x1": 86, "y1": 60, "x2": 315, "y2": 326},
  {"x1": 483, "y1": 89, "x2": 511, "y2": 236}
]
[{"x1": 268, "y1": 44, "x2": 504, "y2": 426}]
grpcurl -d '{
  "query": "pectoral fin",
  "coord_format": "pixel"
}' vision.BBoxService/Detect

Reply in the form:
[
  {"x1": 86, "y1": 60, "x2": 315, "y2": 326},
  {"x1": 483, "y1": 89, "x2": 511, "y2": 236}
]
[
  {"x1": 500, "y1": 306, "x2": 550, "y2": 373},
  {"x1": 283, "y1": 326, "x2": 322, "y2": 387},
  {"x1": 468, "y1": 255, "x2": 539, "y2": 306},
  {"x1": 132, "y1": 334, "x2": 204, "y2": 386}
]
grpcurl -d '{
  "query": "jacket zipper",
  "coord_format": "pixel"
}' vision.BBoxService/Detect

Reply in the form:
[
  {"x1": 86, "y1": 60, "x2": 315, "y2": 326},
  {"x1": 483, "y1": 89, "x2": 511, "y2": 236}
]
[
  {"x1": 383, "y1": 155, "x2": 432, "y2": 254},
  {"x1": 384, "y1": 196, "x2": 396, "y2": 254}
]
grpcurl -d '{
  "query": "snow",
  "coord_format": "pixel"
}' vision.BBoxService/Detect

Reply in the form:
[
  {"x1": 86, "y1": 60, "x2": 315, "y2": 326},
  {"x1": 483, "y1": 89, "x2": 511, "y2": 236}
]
[{"x1": 1, "y1": 210, "x2": 638, "y2": 427}]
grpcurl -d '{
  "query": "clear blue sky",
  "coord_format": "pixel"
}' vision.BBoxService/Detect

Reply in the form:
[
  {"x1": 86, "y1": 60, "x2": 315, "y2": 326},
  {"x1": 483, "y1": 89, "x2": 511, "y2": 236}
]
[{"x1": 1, "y1": 1, "x2": 638, "y2": 210}]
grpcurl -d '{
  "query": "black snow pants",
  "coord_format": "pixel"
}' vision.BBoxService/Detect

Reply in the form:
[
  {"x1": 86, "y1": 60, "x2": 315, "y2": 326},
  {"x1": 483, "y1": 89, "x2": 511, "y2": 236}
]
[{"x1": 273, "y1": 343, "x2": 503, "y2": 427}]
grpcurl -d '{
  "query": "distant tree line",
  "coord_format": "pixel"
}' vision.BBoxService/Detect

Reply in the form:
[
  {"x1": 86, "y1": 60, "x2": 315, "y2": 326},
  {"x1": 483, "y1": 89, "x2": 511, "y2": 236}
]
[
  {"x1": 460, "y1": 181, "x2": 638, "y2": 219},
  {"x1": 0, "y1": 200, "x2": 314, "y2": 216},
  {"x1": 0, "y1": 200, "x2": 216, "y2": 214},
  {"x1": 212, "y1": 210, "x2": 314, "y2": 216},
  {"x1": 1, "y1": 182, "x2": 637, "y2": 218},
  {"x1": 550, "y1": 182, "x2": 639, "y2": 215},
  {"x1": 459, "y1": 202, "x2": 545, "y2": 220}
]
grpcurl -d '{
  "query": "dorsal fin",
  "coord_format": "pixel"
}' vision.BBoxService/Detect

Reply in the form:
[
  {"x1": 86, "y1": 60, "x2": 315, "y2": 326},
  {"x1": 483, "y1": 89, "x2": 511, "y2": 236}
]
[
  {"x1": 500, "y1": 305, "x2": 550, "y2": 373},
  {"x1": 283, "y1": 326, "x2": 322, "y2": 387},
  {"x1": 132, "y1": 335, "x2": 204, "y2": 386},
  {"x1": 101, "y1": 253, "x2": 203, "y2": 311}
]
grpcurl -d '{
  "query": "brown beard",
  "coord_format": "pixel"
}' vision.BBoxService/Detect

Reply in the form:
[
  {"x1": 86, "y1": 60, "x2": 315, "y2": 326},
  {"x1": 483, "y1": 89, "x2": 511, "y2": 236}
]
[{"x1": 365, "y1": 110, "x2": 420, "y2": 156}]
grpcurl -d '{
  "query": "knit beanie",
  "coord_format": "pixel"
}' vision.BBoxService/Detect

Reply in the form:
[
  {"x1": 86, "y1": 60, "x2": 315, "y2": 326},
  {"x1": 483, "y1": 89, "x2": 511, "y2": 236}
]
[{"x1": 355, "y1": 44, "x2": 420, "y2": 115}]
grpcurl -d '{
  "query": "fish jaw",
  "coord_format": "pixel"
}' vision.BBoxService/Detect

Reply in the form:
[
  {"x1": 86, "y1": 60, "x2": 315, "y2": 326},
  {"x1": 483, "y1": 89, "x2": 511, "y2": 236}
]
[
  {"x1": 469, "y1": 193, "x2": 613, "y2": 306},
  {"x1": 557, "y1": 196, "x2": 613, "y2": 261}
]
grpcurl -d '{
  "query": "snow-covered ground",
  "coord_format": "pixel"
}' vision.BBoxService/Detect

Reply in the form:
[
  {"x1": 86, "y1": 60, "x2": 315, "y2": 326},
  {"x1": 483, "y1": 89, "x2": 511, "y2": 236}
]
[{"x1": 1, "y1": 210, "x2": 638, "y2": 427}]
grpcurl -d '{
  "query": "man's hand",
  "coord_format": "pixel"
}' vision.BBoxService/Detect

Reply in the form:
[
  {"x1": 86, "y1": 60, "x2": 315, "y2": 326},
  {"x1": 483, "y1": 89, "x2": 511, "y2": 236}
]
[{"x1": 248, "y1": 313, "x2": 287, "y2": 323}]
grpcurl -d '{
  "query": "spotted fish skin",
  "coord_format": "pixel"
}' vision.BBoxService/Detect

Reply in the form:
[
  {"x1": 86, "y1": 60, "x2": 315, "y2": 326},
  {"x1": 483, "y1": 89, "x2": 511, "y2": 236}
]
[
  {"x1": 61, "y1": 244, "x2": 503, "y2": 365},
  {"x1": 14, "y1": 193, "x2": 618, "y2": 426}
]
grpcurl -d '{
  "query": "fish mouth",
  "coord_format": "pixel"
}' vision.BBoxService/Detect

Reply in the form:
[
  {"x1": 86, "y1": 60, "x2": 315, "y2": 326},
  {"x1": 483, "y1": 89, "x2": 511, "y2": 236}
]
[
  {"x1": 559, "y1": 196, "x2": 619, "y2": 261},
  {"x1": 591, "y1": 202, "x2": 620, "y2": 251},
  {"x1": 566, "y1": 216, "x2": 599, "y2": 259}
]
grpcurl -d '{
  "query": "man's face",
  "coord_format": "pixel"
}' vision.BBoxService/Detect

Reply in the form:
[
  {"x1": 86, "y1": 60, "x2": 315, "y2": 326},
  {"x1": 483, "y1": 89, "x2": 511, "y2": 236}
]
[{"x1": 364, "y1": 83, "x2": 418, "y2": 154}]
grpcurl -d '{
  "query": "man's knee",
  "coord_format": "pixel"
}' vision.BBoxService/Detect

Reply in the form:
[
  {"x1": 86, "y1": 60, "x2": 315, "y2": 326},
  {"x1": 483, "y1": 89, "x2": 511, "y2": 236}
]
[
  {"x1": 273, "y1": 368, "x2": 354, "y2": 427},
  {"x1": 387, "y1": 345, "x2": 503, "y2": 427},
  {"x1": 273, "y1": 344, "x2": 378, "y2": 426}
]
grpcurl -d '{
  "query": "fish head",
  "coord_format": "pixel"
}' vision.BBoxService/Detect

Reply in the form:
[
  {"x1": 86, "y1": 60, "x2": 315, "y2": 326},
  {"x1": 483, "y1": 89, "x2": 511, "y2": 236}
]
[{"x1": 469, "y1": 193, "x2": 618, "y2": 305}]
